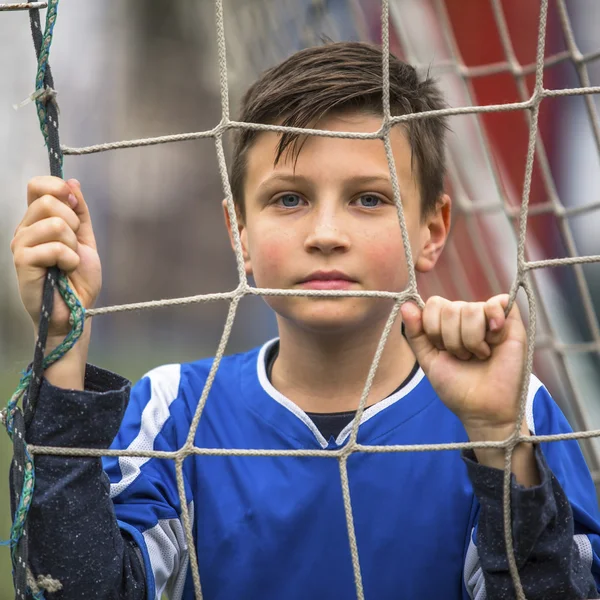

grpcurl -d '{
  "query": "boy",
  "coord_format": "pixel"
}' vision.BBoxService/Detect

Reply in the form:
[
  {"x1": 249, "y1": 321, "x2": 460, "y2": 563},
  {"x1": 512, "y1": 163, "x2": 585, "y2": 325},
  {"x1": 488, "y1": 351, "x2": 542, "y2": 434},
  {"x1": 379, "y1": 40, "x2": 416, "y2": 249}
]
[{"x1": 9, "y1": 42, "x2": 600, "y2": 599}]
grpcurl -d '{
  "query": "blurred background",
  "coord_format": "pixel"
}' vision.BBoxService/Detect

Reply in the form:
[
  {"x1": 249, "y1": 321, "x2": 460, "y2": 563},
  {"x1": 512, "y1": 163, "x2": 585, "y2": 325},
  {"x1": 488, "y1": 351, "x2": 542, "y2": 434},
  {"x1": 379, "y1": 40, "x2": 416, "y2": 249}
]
[{"x1": 1, "y1": 0, "x2": 600, "y2": 596}]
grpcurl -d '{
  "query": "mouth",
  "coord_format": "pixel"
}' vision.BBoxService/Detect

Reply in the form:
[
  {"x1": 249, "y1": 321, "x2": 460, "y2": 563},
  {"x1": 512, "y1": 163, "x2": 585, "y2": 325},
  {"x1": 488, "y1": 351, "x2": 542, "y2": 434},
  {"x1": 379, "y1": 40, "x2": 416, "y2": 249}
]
[{"x1": 298, "y1": 271, "x2": 357, "y2": 290}]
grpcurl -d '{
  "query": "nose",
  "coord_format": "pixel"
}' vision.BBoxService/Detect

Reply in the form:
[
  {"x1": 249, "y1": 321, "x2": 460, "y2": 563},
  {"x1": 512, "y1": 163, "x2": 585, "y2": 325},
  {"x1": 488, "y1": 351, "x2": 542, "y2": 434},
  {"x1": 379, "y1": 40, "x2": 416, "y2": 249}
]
[{"x1": 303, "y1": 204, "x2": 351, "y2": 254}]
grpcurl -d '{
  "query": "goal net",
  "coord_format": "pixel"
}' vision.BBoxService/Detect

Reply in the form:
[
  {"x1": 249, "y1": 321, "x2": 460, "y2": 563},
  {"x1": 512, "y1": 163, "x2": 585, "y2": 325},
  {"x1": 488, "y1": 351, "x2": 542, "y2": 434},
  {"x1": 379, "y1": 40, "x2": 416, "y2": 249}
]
[
  {"x1": 3, "y1": 0, "x2": 600, "y2": 599},
  {"x1": 225, "y1": 0, "x2": 600, "y2": 477}
]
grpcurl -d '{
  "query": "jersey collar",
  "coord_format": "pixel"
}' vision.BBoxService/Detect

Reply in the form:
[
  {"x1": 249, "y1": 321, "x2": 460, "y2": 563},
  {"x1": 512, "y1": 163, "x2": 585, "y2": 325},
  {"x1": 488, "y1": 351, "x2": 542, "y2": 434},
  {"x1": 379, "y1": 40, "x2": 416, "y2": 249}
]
[{"x1": 245, "y1": 338, "x2": 434, "y2": 449}]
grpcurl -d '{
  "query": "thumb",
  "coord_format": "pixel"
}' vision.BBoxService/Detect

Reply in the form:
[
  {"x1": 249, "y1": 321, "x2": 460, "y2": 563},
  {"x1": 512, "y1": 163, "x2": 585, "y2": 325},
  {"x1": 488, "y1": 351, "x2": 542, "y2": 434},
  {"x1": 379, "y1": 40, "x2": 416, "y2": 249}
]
[
  {"x1": 400, "y1": 302, "x2": 437, "y2": 371},
  {"x1": 66, "y1": 179, "x2": 97, "y2": 249}
]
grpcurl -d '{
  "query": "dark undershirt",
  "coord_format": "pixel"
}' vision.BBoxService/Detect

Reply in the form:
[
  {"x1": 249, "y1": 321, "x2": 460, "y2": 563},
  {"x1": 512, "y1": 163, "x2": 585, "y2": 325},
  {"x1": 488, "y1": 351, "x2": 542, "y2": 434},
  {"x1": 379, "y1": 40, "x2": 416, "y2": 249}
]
[{"x1": 265, "y1": 340, "x2": 419, "y2": 441}]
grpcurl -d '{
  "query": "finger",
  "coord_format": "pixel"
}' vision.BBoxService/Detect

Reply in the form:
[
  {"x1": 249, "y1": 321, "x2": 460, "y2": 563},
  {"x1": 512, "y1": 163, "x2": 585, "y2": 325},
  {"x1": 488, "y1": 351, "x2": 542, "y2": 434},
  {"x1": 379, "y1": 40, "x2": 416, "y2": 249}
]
[
  {"x1": 65, "y1": 179, "x2": 96, "y2": 249},
  {"x1": 400, "y1": 301, "x2": 439, "y2": 372},
  {"x1": 14, "y1": 242, "x2": 80, "y2": 274},
  {"x1": 18, "y1": 194, "x2": 81, "y2": 233},
  {"x1": 441, "y1": 301, "x2": 472, "y2": 361},
  {"x1": 421, "y1": 296, "x2": 445, "y2": 351},
  {"x1": 460, "y1": 302, "x2": 491, "y2": 360},
  {"x1": 485, "y1": 294, "x2": 509, "y2": 331},
  {"x1": 489, "y1": 294, "x2": 528, "y2": 350},
  {"x1": 503, "y1": 294, "x2": 522, "y2": 322},
  {"x1": 13, "y1": 217, "x2": 79, "y2": 254},
  {"x1": 484, "y1": 294, "x2": 510, "y2": 345},
  {"x1": 27, "y1": 176, "x2": 72, "y2": 207}
]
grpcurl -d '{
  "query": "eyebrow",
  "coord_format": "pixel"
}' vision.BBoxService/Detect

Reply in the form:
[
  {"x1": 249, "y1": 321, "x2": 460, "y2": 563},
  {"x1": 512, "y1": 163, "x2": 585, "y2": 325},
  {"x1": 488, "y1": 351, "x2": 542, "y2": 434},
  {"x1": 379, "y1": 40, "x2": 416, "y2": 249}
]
[{"x1": 256, "y1": 173, "x2": 393, "y2": 191}]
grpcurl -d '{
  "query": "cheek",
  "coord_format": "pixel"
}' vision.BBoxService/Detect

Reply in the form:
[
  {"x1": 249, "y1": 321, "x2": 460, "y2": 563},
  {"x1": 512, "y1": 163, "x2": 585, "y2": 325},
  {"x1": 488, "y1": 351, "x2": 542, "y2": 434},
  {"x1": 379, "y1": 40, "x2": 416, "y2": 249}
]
[
  {"x1": 248, "y1": 228, "x2": 295, "y2": 285},
  {"x1": 360, "y1": 227, "x2": 411, "y2": 288}
]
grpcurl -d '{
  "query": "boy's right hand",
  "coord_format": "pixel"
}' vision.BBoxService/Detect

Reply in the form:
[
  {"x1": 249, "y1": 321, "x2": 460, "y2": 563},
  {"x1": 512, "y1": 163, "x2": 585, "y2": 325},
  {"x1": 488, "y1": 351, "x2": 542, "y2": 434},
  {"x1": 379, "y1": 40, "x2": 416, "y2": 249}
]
[{"x1": 11, "y1": 176, "x2": 102, "y2": 348}]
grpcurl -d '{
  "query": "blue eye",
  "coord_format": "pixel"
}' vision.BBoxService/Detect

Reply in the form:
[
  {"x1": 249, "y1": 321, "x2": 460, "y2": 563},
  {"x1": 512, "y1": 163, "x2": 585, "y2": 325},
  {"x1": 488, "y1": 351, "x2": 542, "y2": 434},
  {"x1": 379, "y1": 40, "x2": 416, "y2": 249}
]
[
  {"x1": 278, "y1": 194, "x2": 302, "y2": 207},
  {"x1": 358, "y1": 195, "x2": 381, "y2": 208}
]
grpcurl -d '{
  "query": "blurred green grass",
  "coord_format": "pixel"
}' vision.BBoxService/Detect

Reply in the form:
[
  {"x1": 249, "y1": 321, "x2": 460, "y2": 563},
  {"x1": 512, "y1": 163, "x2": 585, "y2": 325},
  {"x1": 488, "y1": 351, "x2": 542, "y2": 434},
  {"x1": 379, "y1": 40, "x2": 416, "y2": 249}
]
[{"x1": 1, "y1": 374, "x2": 15, "y2": 600}]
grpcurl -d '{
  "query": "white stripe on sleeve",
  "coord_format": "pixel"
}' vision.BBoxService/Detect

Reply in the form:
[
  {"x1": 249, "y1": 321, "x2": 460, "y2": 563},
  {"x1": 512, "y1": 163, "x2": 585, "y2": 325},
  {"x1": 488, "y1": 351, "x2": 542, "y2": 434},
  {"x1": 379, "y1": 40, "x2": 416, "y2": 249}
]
[
  {"x1": 110, "y1": 363, "x2": 182, "y2": 499},
  {"x1": 143, "y1": 501, "x2": 193, "y2": 600}
]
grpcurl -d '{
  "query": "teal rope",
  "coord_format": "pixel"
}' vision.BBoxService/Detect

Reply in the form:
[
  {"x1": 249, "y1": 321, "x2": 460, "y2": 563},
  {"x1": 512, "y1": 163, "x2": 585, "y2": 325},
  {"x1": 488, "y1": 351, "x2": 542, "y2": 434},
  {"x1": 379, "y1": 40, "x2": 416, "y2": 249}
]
[
  {"x1": 34, "y1": 0, "x2": 62, "y2": 170},
  {"x1": 4, "y1": 280, "x2": 84, "y2": 600},
  {"x1": 3, "y1": 0, "x2": 85, "y2": 597},
  {"x1": 5, "y1": 277, "x2": 85, "y2": 436}
]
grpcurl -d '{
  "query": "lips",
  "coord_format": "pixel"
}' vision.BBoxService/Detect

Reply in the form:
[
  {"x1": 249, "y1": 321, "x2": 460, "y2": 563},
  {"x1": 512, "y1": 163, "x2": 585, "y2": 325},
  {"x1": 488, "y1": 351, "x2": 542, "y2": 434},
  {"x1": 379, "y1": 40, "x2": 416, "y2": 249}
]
[
  {"x1": 299, "y1": 270, "x2": 355, "y2": 283},
  {"x1": 298, "y1": 270, "x2": 357, "y2": 290}
]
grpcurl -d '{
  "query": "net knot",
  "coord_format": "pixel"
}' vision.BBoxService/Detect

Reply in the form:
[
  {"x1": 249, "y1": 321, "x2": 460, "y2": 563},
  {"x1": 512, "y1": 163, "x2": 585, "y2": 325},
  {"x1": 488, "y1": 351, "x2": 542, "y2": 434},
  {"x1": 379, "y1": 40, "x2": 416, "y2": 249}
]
[
  {"x1": 27, "y1": 568, "x2": 62, "y2": 596},
  {"x1": 400, "y1": 289, "x2": 424, "y2": 310},
  {"x1": 13, "y1": 85, "x2": 58, "y2": 111}
]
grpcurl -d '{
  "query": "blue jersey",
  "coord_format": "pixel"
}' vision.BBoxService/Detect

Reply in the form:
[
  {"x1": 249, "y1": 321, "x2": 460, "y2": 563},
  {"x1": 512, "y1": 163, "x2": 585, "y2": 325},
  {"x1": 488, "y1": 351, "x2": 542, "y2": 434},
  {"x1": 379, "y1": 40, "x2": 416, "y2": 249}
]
[{"x1": 101, "y1": 339, "x2": 600, "y2": 600}]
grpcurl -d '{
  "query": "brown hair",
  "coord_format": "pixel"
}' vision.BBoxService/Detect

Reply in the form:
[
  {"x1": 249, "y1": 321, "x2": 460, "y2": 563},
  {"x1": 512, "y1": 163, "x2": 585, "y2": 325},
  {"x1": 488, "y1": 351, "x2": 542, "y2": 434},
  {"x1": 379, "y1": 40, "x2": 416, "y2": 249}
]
[{"x1": 230, "y1": 41, "x2": 448, "y2": 221}]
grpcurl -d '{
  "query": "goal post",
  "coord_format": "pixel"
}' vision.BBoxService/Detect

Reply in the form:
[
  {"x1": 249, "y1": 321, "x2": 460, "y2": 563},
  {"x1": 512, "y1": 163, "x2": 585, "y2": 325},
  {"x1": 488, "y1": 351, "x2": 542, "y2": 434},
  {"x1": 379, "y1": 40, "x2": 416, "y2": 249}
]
[{"x1": 387, "y1": 0, "x2": 600, "y2": 473}]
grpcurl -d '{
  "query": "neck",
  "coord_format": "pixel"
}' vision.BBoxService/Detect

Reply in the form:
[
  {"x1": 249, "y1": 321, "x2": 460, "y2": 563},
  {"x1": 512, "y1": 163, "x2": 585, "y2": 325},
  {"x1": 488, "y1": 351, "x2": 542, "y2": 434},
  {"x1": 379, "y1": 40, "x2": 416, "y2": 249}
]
[{"x1": 271, "y1": 318, "x2": 416, "y2": 413}]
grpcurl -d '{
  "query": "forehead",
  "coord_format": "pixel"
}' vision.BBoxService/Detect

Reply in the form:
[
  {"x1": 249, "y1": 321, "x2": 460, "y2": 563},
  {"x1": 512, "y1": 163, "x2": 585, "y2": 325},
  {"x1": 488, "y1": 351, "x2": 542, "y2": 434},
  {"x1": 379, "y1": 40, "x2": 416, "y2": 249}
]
[{"x1": 243, "y1": 112, "x2": 417, "y2": 195}]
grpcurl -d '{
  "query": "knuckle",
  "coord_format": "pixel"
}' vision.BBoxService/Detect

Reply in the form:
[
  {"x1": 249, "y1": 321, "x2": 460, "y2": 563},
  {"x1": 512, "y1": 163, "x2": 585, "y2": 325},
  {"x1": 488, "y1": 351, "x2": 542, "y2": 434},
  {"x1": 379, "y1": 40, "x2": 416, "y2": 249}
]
[
  {"x1": 422, "y1": 308, "x2": 439, "y2": 332},
  {"x1": 485, "y1": 296, "x2": 503, "y2": 310},
  {"x1": 427, "y1": 296, "x2": 444, "y2": 310},
  {"x1": 12, "y1": 248, "x2": 24, "y2": 268},
  {"x1": 47, "y1": 241, "x2": 60, "y2": 256},
  {"x1": 47, "y1": 216, "x2": 68, "y2": 236},
  {"x1": 441, "y1": 301, "x2": 458, "y2": 319},
  {"x1": 9, "y1": 234, "x2": 19, "y2": 254},
  {"x1": 462, "y1": 302, "x2": 475, "y2": 314},
  {"x1": 423, "y1": 296, "x2": 443, "y2": 321},
  {"x1": 28, "y1": 176, "x2": 65, "y2": 198},
  {"x1": 27, "y1": 176, "x2": 42, "y2": 193},
  {"x1": 490, "y1": 292, "x2": 508, "y2": 303},
  {"x1": 52, "y1": 177, "x2": 70, "y2": 196},
  {"x1": 37, "y1": 194, "x2": 57, "y2": 214},
  {"x1": 463, "y1": 302, "x2": 482, "y2": 318}
]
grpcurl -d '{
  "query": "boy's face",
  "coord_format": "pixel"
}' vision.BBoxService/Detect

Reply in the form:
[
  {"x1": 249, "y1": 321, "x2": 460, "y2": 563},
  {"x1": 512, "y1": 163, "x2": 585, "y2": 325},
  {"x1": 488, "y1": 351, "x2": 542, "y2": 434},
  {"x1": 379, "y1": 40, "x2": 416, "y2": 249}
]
[{"x1": 225, "y1": 111, "x2": 450, "y2": 335}]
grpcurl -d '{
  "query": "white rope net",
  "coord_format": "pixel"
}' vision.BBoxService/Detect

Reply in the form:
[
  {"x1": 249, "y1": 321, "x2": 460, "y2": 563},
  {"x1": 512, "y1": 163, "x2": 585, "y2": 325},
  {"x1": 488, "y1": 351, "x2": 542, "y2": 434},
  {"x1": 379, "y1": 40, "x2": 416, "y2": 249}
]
[{"x1": 5, "y1": 0, "x2": 600, "y2": 598}]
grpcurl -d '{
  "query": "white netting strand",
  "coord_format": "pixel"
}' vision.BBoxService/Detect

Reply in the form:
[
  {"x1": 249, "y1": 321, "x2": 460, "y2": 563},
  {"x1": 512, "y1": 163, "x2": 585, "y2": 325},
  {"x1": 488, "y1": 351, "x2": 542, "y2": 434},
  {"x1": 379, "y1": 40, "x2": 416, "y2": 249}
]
[
  {"x1": 6, "y1": 0, "x2": 600, "y2": 599},
  {"x1": 0, "y1": 2, "x2": 47, "y2": 11}
]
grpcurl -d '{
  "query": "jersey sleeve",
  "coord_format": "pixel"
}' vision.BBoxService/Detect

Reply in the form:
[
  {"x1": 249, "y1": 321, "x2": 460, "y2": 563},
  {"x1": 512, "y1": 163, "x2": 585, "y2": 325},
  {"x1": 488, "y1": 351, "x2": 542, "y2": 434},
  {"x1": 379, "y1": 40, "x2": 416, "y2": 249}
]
[
  {"x1": 21, "y1": 365, "x2": 147, "y2": 600},
  {"x1": 531, "y1": 378, "x2": 600, "y2": 587},
  {"x1": 463, "y1": 375, "x2": 600, "y2": 600},
  {"x1": 102, "y1": 363, "x2": 194, "y2": 600}
]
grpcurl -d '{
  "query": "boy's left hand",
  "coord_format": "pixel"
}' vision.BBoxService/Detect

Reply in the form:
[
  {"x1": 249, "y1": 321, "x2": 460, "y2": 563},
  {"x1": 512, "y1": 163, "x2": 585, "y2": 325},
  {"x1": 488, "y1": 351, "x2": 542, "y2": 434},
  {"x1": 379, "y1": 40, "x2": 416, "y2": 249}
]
[{"x1": 400, "y1": 294, "x2": 528, "y2": 441}]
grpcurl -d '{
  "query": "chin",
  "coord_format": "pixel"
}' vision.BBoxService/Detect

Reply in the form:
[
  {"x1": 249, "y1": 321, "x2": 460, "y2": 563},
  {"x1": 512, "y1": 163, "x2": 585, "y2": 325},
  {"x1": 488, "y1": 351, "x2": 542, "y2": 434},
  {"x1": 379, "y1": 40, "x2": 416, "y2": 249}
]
[{"x1": 274, "y1": 297, "x2": 392, "y2": 334}]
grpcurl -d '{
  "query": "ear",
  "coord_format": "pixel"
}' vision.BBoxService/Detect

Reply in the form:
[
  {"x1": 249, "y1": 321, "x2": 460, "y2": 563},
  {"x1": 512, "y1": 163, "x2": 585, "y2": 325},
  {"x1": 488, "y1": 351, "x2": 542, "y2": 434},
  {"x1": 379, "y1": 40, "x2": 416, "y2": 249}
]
[
  {"x1": 415, "y1": 193, "x2": 451, "y2": 273},
  {"x1": 222, "y1": 198, "x2": 253, "y2": 276}
]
